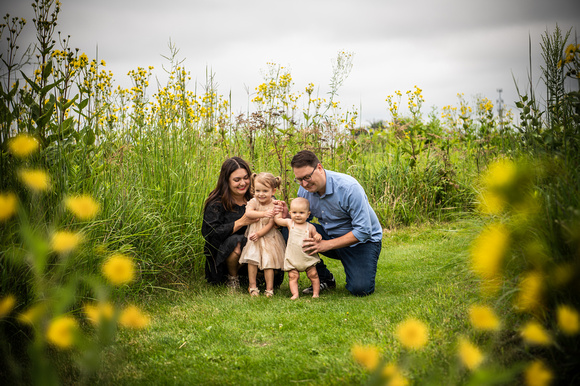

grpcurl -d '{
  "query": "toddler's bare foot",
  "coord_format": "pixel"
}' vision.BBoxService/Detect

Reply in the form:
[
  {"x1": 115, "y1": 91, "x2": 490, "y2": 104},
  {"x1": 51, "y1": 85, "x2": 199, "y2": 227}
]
[
  {"x1": 290, "y1": 294, "x2": 299, "y2": 300},
  {"x1": 312, "y1": 294, "x2": 319, "y2": 298}
]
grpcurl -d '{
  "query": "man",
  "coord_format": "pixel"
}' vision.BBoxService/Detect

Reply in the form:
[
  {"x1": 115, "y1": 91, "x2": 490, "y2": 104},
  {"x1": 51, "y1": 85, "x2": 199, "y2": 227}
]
[{"x1": 289, "y1": 150, "x2": 382, "y2": 296}]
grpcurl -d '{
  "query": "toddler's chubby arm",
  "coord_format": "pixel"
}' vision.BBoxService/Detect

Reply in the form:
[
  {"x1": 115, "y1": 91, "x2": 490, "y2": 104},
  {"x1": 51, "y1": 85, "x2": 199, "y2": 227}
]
[
  {"x1": 309, "y1": 224, "x2": 322, "y2": 241},
  {"x1": 244, "y1": 199, "x2": 281, "y2": 220},
  {"x1": 274, "y1": 212, "x2": 291, "y2": 228}
]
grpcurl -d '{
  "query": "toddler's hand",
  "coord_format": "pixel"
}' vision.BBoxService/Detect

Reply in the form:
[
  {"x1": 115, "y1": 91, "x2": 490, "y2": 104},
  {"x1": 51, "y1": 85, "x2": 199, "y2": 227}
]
[
  {"x1": 313, "y1": 233, "x2": 322, "y2": 242},
  {"x1": 249, "y1": 232, "x2": 260, "y2": 242}
]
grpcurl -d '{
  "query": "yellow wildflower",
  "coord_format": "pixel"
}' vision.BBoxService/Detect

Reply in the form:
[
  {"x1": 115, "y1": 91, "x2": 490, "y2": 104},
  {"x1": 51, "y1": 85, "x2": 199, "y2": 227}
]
[
  {"x1": 521, "y1": 321, "x2": 552, "y2": 345},
  {"x1": 64, "y1": 195, "x2": 100, "y2": 220},
  {"x1": 382, "y1": 363, "x2": 409, "y2": 386},
  {"x1": 0, "y1": 295, "x2": 16, "y2": 318},
  {"x1": 50, "y1": 231, "x2": 83, "y2": 254},
  {"x1": 458, "y1": 337, "x2": 484, "y2": 370},
  {"x1": 468, "y1": 305, "x2": 501, "y2": 331},
  {"x1": 351, "y1": 344, "x2": 380, "y2": 370},
  {"x1": 396, "y1": 318, "x2": 428, "y2": 350},
  {"x1": 477, "y1": 190, "x2": 505, "y2": 215},
  {"x1": 482, "y1": 158, "x2": 516, "y2": 190},
  {"x1": 470, "y1": 223, "x2": 509, "y2": 294},
  {"x1": 17, "y1": 302, "x2": 47, "y2": 325},
  {"x1": 119, "y1": 305, "x2": 150, "y2": 329},
  {"x1": 514, "y1": 271, "x2": 544, "y2": 313},
  {"x1": 557, "y1": 305, "x2": 579, "y2": 335},
  {"x1": 8, "y1": 133, "x2": 39, "y2": 158},
  {"x1": 102, "y1": 253, "x2": 135, "y2": 286},
  {"x1": 83, "y1": 302, "x2": 115, "y2": 326},
  {"x1": 524, "y1": 360, "x2": 553, "y2": 386},
  {"x1": 46, "y1": 315, "x2": 78, "y2": 349},
  {"x1": 0, "y1": 192, "x2": 18, "y2": 221},
  {"x1": 19, "y1": 169, "x2": 51, "y2": 192}
]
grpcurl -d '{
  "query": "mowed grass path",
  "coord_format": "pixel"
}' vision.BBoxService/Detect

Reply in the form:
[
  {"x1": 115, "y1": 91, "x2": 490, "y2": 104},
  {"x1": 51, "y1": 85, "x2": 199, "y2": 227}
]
[{"x1": 98, "y1": 219, "x2": 482, "y2": 385}]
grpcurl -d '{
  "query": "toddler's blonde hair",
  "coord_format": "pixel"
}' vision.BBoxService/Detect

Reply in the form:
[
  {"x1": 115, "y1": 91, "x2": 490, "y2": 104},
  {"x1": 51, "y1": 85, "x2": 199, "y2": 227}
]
[{"x1": 251, "y1": 172, "x2": 281, "y2": 193}]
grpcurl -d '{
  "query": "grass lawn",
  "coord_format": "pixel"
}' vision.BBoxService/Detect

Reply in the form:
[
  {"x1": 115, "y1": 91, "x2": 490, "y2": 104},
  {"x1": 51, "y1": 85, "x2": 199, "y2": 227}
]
[{"x1": 96, "y1": 219, "x2": 483, "y2": 385}]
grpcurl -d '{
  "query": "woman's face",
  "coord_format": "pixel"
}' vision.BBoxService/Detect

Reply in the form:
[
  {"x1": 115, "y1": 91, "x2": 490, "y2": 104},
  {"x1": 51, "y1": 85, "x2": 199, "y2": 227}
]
[{"x1": 228, "y1": 168, "x2": 250, "y2": 200}]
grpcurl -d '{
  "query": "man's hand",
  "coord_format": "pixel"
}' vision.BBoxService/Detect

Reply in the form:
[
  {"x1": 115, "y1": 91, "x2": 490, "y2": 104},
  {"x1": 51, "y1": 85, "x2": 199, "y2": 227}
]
[
  {"x1": 302, "y1": 237, "x2": 329, "y2": 255},
  {"x1": 274, "y1": 200, "x2": 289, "y2": 219}
]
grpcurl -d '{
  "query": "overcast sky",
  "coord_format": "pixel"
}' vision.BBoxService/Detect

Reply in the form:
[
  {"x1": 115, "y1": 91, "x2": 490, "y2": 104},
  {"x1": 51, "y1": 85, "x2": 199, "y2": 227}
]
[{"x1": 3, "y1": 0, "x2": 580, "y2": 124}]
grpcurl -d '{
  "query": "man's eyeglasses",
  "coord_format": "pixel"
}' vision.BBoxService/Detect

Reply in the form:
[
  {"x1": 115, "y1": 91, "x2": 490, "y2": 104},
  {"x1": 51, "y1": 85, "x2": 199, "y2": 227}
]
[{"x1": 294, "y1": 165, "x2": 318, "y2": 184}]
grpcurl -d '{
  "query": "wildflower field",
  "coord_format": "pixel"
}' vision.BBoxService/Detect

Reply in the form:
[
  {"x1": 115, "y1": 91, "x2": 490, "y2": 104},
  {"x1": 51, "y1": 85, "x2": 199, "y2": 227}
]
[{"x1": 1, "y1": 1, "x2": 579, "y2": 384}]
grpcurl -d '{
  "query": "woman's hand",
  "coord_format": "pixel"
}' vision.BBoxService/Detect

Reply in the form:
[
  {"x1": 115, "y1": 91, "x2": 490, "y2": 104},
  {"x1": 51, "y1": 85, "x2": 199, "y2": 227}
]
[{"x1": 237, "y1": 213, "x2": 259, "y2": 227}]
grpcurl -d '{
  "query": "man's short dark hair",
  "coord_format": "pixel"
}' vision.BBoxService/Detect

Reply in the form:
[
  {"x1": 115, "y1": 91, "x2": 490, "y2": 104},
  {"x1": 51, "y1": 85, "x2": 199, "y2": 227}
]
[{"x1": 291, "y1": 150, "x2": 320, "y2": 169}]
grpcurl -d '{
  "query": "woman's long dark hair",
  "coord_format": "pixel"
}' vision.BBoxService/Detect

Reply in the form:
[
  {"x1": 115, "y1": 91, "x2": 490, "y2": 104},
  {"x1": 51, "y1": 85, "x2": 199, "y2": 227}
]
[{"x1": 204, "y1": 157, "x2": 253, "y2": 211}]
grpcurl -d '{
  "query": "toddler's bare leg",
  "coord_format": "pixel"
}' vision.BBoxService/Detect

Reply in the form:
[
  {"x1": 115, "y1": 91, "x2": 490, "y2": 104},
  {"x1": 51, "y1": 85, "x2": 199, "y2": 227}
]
[
  {"x1": 264, "y1": 269, "x2": 274, "y2": 293},
  {"x1": 288, "y1": 270, "x2": 300, "y2": 300},
  {"x1": 247, "y1": 264, "x2": 258, "y2": 290},
  {"x1": 306, "y1": 266, "x2": 320, "y2": 298}
]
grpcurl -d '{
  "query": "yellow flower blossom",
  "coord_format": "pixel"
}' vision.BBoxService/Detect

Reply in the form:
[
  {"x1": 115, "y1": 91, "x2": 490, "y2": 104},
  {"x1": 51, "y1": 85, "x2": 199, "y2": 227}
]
[
  {"x1": 396, "y1": 318, "x2": 428, "y2": 350},
  {"x1": 458, "y1": 337, "x2": 484, "y2": 370},
  {"x1": 0, "y1": 295, "x2": 16, "y2": 318},
  {"x1": 50, "y1": 231, "x2": 83, "y2": 254},
  {"x1": 46, "y1": 315, "x2": 78, "y2": 349},
  {"x1": 19, "y1": 169, "x2": 51, "y2": 192},
  {"x1": 83, "y1": 302, "x2": 115, "y2": 326},
  {"x1": 524, "y1": 360, "x2": 553, "y2": 386},
  {"x1": 557, "y1": 305, "x2": 579, "y2": 335},
  {"x1": 0, "y1": 192, "x2": 18, "y2": 221},
  {"x1": 382, "y1": 363, "x2": 409, "y2": 386},
  {"x1": 521, "y1": 321, "x2": 552, "y2": 345},
  {"x1": 8, "y1": 133, "x2": 39, "y2": 158},
  {"x1": 468, "y1": 305, "x2": 501, "y2": 331},
  {"x1": 470, "y1": 223, "x2": 509, "y2": 294},
  {"x1": 482, "y1": 158, "x2": 517, "y2": 190},
  {"x1": 17, "y1": 302, "x2": 47, "y2": 325},
  {"x1": 514, "y1": 271, "x2": 544, "y2": 313},
  {"x1": 119, "y1": 305, "x2": 150, "y2": 329},
  {"x1": 102, "y1": 253, "x2": 135, "y2": 286},
  {"x1": 351, "y1": 344, "x2": 380, "y2": 370},
  {"x1": 477, "y1": 190, "x2": 505, "y2": 215},
  {"x1": 65, "y1": 195, "x2": 100, "y2": 220}
]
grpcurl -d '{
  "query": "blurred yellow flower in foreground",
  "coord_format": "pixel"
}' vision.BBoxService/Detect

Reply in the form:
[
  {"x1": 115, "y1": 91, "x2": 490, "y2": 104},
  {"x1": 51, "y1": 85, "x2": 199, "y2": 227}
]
[
  {"x1": 0, "y1": 192, "x2": 18, "y2": 221},
  {"x1": 477, "y1": 190, "x2": 505, "y2": 215},
  {"x1": 470, "y1": 223, "x2": 509, "y2": 294},
  {"x1": 65, "y1": 194, "x2": 100, "y2": 220},
  {"x1": 458, "y1": 337, "x2": 484, "y2": 370},
  {"x1": 396, "y1": 318, "x2": 428, "y2": 350},
  {"x1": 19, "y1": 169, "x2": 50, "y2": 192},
  {"x1": 83, "y1": 302, "x2": 114, "y2": 326},
  {"x1": 46, "y1": 316, "x2": 78, "y2": 349},
  {"x1": 514, "y1": 271, "x2": 544, "y2": 313},
  {"x1": 382, "y1": 363, "x2": 409, "y2": 386},
  {"x1": 17, "y1": 302, "x2": 47, "y2": 325},
  {"x1": 521, "y1": 321, "x2": 552, "y2": 345},
  {"x1": 102, "y1": 253, "x2": 135, "y2": 286},
  {"x1": 0, "y1": 295, "x2": 16, "y2": 318},
  {"x1": 8, "y1": 133, "x2": 39, "y2": 158},
  {"x1": 482, "y1": 158, "x2": 516, "y2": 190},
  {"x1": 468, "y1": 305, "x2": 501, "y2": 331},
  {"x1": 51, "y1": 231, "x2": 83, "y2": 254},
  {"x1": 119, "y1": 305, "x2": 150, "y2": 329},
  {"x1": 351, "y1": 344, "x2": 380, "y2": 370},
  {"x1": 524, "y1": 360, "x2": 553, "y2": 386},
  {"x1": 557, "y1": 305, "x2": 579, "y2": 335}
]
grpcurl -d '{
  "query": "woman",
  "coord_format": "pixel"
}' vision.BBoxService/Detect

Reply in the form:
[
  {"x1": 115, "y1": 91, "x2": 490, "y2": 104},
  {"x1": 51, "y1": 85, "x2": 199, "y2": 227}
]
[{"x1": 202, "y1": 157, "x2": 256, "y2": 287}]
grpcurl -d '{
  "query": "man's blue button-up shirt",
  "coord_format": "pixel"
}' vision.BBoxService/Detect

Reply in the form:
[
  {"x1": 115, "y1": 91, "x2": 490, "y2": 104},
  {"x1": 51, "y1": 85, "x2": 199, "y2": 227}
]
[{"x1": 297, "y1": 169, "x2": 383, "y2": 245}]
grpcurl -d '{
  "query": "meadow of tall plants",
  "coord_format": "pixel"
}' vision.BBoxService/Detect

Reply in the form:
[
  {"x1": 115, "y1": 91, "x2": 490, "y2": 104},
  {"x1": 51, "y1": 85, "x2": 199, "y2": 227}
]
[{"x1": 1, "y1": 1, "x2": 579, "y2": 384}]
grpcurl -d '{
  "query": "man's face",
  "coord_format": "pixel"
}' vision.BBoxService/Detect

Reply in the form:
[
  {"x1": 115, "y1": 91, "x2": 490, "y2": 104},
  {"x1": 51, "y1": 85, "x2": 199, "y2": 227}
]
[{"x1": 293, "y1": 163, "x2": 323, "y2": 194}]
